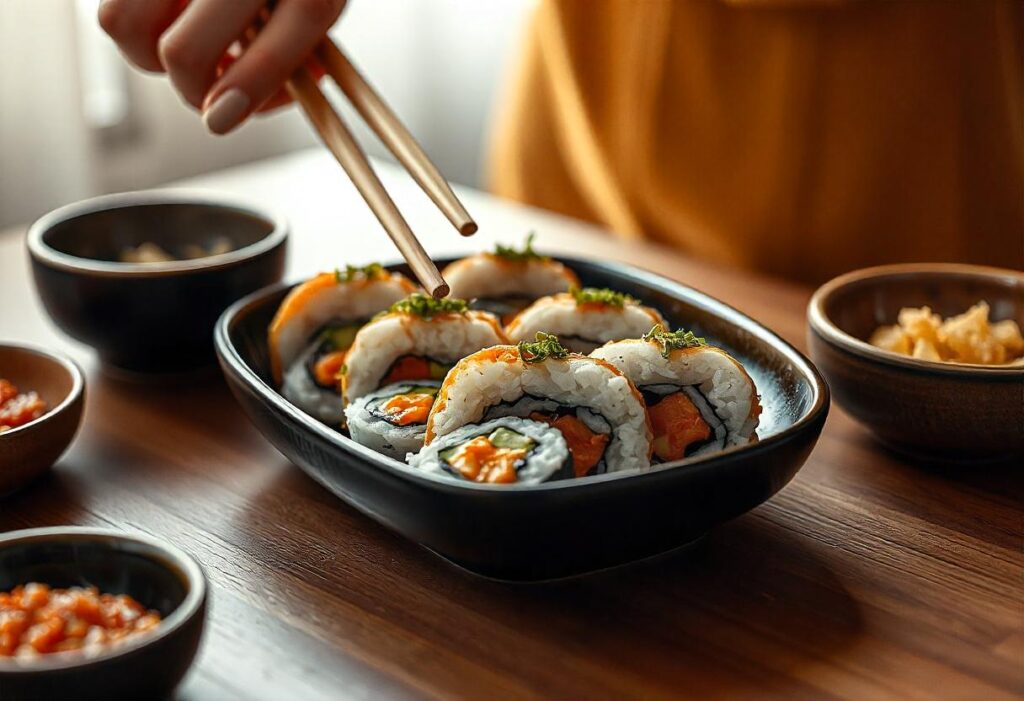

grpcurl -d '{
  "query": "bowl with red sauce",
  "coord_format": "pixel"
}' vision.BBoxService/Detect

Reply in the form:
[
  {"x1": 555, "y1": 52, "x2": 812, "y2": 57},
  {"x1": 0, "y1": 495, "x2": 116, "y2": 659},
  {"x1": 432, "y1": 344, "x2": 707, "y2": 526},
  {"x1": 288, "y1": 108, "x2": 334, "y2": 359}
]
[
  {"x1": 0, "y1": 344, "x2": 85, "y2": 496},
  {"x1": 0, "y1": 527, "x2": 207, "y2": 701}
]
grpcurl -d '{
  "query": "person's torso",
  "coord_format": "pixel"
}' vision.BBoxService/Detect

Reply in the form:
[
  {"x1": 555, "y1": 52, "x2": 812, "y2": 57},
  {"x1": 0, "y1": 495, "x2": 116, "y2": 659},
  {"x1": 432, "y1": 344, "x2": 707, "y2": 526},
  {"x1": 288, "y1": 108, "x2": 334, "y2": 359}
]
[{"x1": 489, "y1": 0, "x2": 1024, "y2": 283}]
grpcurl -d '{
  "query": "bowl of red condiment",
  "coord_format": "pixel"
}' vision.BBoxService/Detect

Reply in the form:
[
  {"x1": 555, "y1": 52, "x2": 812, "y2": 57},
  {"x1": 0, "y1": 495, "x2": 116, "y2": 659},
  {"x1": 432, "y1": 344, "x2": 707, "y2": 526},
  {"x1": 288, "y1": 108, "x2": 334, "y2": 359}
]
[
  {"x1": 0, "y1": 527, "x2": 207, "y2": 701},
  {"x1": 0, "y1": 344, "x2": 85, "y2": 496}
]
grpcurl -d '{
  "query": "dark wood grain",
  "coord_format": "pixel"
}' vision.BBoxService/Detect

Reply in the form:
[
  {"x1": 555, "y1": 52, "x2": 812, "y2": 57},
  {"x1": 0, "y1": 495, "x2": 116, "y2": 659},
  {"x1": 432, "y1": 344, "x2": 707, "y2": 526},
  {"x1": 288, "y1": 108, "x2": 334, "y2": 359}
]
[{"x1": 1, "y1": 151, "x2": 1021, "y2": 700}]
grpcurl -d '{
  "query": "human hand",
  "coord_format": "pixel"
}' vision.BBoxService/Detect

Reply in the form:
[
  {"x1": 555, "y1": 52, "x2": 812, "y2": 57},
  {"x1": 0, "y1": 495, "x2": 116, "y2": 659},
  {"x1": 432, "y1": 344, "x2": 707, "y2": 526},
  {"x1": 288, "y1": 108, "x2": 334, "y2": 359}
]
[{"x1": 99, "y1": 0, "x2": 346, "y2": 134}]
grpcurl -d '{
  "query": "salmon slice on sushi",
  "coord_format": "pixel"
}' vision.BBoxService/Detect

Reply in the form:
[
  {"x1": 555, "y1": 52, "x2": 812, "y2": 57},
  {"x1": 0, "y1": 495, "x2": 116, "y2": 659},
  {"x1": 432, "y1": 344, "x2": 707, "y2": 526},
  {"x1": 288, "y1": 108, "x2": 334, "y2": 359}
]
[
  {"x1": 442, "y1": 234, "x2": 579, "y2": 323},
  {"x1": 591, "y1": 325, "x2": 761, "y2": 464},
  {"x1": 342, "y1": 294, "x2": 508, "y2": 458},
  {"x1": 412, "y1": 333, "x2": 652, "y2": 484},
  {"x1": 268, "y1": 264, "x2": 415, "y2": 424},
  {"x1": 505, "y1": 287, "x2": 667, "y2": 353}
]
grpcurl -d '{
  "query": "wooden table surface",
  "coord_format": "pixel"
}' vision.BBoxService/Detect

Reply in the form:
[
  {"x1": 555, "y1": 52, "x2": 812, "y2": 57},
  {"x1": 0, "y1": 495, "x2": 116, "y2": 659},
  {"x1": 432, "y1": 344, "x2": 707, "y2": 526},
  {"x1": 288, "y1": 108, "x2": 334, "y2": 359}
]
[{"x1": 1, "y1": 149, "x2": 1020, "y2": 700}]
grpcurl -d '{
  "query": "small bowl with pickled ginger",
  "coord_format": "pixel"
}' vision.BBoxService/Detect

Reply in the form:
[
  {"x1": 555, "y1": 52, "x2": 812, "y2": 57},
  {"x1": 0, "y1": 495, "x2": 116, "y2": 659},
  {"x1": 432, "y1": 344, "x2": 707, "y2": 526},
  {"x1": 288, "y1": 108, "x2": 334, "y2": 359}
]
[{"x1": 808, "y1": 263, "x2": 1024, "y2": 460}]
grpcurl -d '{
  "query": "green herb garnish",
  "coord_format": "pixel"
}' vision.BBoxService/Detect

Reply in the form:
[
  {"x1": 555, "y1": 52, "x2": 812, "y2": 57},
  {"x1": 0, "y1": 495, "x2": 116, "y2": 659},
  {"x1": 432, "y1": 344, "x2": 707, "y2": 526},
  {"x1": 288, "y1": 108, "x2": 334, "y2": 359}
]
[
  {"x1": 335, "y1": 262, "x2": 384, "y2": 283},
  {"x1": 570, "y1": 286, "x2": 635, "y2": 307},
  {"x1": 517, "y1": 332, "x2": 570, "y2": 363},
  {"x1": 494, "y1": 232, "x2": 546, "y2": 262},
  {"x1": 642, "y1": 324, "x2": 706, "y2": 358},
  {"x1": 385, "y1": 293, "x2": 468, "y2": 319}
]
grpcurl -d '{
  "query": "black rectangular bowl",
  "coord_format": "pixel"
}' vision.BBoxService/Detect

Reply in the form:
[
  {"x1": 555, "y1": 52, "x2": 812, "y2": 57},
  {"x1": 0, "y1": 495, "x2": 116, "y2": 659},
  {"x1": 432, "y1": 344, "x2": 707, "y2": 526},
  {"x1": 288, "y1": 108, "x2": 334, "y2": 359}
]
[{"x1": 214, "y1": 258, "x2": 829, "y2": 580}]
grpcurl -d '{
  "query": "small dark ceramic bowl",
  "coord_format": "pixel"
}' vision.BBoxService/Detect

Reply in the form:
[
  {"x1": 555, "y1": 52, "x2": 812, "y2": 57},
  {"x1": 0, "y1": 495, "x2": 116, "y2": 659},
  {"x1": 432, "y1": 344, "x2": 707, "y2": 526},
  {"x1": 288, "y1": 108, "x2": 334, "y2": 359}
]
[
  {"x1": 0, "y1": 527, "x2": 207, "y2": 701},
  {"x1": 28, "y1": 190, "x2": 288, "y2": 374},
  {"x1": 0, "y1": 344, "x2": 84, "y2": 496},
  {"x1": 808, "y1": 263, "x2": 1024, "y2": 460},
  {"x1": 216, "y1": 257, "x2": 829, "y2": 580}
]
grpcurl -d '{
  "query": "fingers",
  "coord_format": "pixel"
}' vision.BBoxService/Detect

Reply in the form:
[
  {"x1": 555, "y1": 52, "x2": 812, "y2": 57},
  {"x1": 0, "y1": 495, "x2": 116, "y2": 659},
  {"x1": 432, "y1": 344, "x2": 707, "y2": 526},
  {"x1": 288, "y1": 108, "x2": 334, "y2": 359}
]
[
  {"x1": 255, "y1": 62, "x2": 327, "y2": 113},
  {"x1": 98, "y1": 0, "x2": 182, "y2": 72},
  {"x1": 203, "y1": 0, "x2": 346, "y2": 134},
  {"x1": 208, "y1": 55, "x2": 328, "y2": 114},
  {"x1": 158, "y1": 0, "x2": 266, "y2": 109}
]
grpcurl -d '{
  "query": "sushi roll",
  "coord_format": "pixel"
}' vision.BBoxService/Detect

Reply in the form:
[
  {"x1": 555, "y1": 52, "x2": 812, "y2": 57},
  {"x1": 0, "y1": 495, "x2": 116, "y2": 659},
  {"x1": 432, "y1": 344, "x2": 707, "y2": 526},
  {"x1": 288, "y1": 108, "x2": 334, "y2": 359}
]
[
  {"x1": 342, "y1": 294, "x2": 508, "y2": 402},
  {"x1": 345, "y1": 380, "x2": 441, "y2": 459},
  {"x1": 341, "y1": 294, "x2": 508, "y2": 453},
  {"x1": 442, "y1": 234, "x2": 579, "y2": 323},
  {"x1": 269, "y1": 264, "x2": 415, "y2": 424},
  {"x1": 421, "y1": 333, "x2": 652, "y2": 479},
  {"x1": 505, "y1": 287, "x2": 667, "y2": 353},
  {"x1": 591, "y1": 325, "x2": 761, "y2": 464},
  {"x1": 409, "y1": 417, "x2": 571, "y2": 484}
]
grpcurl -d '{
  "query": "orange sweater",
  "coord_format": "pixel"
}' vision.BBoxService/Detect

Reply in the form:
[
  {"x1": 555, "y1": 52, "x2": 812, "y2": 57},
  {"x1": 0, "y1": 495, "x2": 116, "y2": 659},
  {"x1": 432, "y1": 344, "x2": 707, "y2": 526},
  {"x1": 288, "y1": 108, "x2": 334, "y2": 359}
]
[{"x1": 488, "y1": 0, "x2": 1024, "y2": 284}]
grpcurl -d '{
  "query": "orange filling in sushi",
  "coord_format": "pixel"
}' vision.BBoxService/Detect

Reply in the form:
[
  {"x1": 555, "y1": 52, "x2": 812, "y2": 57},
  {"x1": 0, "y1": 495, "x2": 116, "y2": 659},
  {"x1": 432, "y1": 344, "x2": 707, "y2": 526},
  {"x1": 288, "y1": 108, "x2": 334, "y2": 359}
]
[
  {"x1": 529, "y1": 412, "x2": 609, "y2": 477},
  {"x1": 313, "y1": 350, "x2": 347, "y2": 387},
  {"x1": 382, "y1": 356, "x2": 452, "y2": 385},
  {"x1": 380, "y1": 391, "x2": 436, "y2": 426},
  {"x1": 647, "y1": 392, "x2": 711, "y2": 462},
  {"x1": 442, "y1": 436, "x2": 525, "y2": 484}
]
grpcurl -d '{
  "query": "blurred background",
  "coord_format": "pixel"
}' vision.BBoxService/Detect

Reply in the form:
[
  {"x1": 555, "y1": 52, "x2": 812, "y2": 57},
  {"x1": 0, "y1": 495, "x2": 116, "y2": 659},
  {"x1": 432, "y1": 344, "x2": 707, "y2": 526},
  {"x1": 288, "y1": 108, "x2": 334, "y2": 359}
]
[
  {"x1": 0, "y1": 0, "x2": 532, "y2": 229},
  {"x1": 3, "y1": 0, "x2": 1018, "y2": 282}
]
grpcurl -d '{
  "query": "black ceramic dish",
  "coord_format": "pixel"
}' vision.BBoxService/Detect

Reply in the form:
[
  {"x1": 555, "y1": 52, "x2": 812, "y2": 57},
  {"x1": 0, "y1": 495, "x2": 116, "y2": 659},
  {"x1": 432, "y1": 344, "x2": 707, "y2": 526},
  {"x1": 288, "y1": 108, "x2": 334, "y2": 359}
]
[
  {"x1": 0, "y1": 527, "x2": 206, "y2": 701},
  {"x1": 27, "y1": 190, "x2": 288, "y2": 374},
  {"x1": 215, "y1": 258, "x2": 829, "y2": 580}
]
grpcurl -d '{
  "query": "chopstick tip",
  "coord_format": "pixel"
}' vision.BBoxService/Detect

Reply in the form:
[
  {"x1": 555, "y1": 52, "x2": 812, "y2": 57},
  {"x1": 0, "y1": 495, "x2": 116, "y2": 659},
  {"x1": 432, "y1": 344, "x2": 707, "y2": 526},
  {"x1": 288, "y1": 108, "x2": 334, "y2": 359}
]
[
  {"x1": 458, "y1": 221, "x2": 478, "y2": 237},
  {"x1": 431, "y1": 282, "x2": 450, "y2": 299}
]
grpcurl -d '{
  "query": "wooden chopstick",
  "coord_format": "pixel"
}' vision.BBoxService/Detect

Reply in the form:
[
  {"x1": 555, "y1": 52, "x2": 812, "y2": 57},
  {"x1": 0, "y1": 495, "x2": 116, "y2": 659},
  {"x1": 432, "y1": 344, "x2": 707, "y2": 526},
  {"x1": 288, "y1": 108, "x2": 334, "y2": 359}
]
[
  {"x1": 284, "y1": 69, "x2": 449, "y2": 297},
  {"x1": 241, "y1": 14, "x2": 452, "y2": 298},
  {"x1": 314, "y1": 39, "x2": 477, "y2": 237}
]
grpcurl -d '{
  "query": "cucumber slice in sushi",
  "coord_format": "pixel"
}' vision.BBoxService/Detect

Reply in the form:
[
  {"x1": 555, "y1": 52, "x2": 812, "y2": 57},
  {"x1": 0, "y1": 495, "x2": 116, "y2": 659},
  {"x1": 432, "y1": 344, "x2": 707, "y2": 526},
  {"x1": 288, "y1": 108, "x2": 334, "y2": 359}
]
[
  {"x1": 282, "y1": 320, "x2": 363, "y2": 425},
  {"x1": 409, "y1": 417, "x2": 571, "y2": 485}
]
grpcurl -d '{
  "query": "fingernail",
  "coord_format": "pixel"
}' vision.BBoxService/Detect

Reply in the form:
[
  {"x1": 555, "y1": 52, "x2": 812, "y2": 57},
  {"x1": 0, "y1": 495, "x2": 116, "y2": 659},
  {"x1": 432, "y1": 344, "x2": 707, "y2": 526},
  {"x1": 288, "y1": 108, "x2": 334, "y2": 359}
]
[{"x1": 203, "y1": 88, "x2": 250, "y2": 135}]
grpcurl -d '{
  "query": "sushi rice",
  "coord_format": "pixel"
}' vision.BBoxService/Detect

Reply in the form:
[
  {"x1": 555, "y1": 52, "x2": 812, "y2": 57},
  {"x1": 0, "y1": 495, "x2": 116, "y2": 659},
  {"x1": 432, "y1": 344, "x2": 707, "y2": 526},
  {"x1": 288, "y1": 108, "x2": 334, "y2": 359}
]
[
  {"x1": 409, "y1": 416, "x2": 571, "y2": 485},
  {"x1": 505, "y1": 290, "x2": 666, "y2": 353},
  {"x1": 423, "y1": 342, "x2": 652, "y2": 474},
  {"x1": 271, "y1": 267, "x2": 415, "y2": 424},
  {"x1": 443, "y1": 236, "x2": 579, "y2": 322},
  {"x1": 342, "y1": 303, "x2": 507, "y2": 404},
  {"x1": 591, "y1": 331, "x2": 760, "y2": 463},
  {"x1": 345, "y1": 380, "x2": 441, "y2": 459}
]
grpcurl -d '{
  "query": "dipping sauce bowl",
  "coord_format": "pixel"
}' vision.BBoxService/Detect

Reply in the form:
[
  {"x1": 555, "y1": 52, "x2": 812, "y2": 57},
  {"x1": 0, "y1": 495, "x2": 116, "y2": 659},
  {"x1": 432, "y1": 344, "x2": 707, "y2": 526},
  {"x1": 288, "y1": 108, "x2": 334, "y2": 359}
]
[{"x1": 27, "y1": 190, "x2": 288, "y2": 375}]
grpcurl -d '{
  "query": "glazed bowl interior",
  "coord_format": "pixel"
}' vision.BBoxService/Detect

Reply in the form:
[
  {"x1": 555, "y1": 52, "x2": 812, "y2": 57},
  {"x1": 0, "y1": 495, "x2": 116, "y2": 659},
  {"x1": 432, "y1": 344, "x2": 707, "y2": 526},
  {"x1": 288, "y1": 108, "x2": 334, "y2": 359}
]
[
  {"x1": 0, "y1": 528, "x2": 204, "y2": 671},
  {"x1": 0, "y1": 345, "x2": 80, "y2": 434},
  {"x1": 816, "y1": 264, "x2": 1024, "y2": 366},
  {"x1": 29, "y1": 192, "x2": 284, "y2": 275}
]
